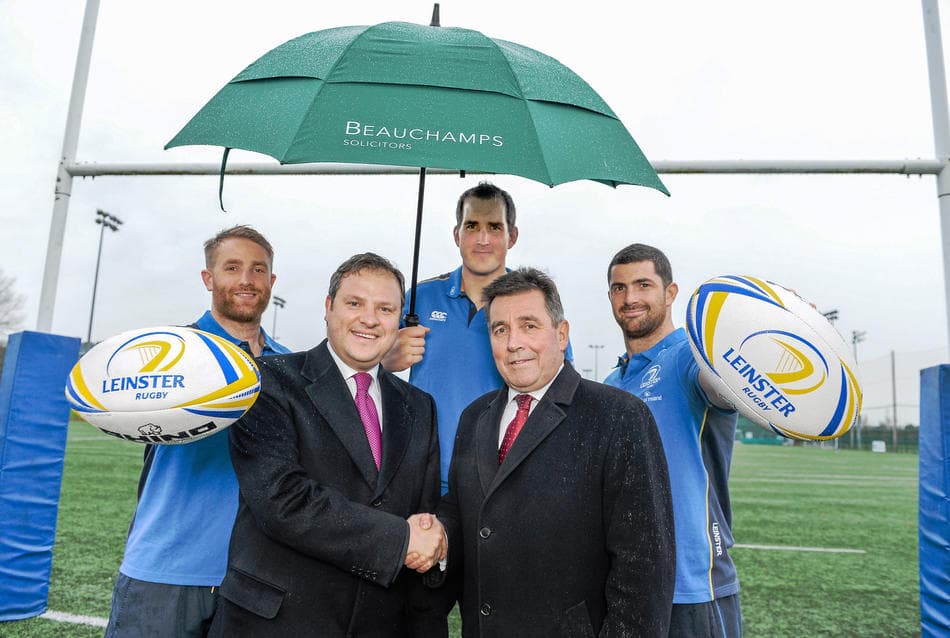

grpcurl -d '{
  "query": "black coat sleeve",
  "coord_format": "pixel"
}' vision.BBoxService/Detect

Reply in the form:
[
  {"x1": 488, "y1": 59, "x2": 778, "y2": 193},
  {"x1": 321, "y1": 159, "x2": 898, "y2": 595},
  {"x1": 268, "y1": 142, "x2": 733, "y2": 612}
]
[{"x1": 600, "y1": 396, "x2": 675, "y2": 637}]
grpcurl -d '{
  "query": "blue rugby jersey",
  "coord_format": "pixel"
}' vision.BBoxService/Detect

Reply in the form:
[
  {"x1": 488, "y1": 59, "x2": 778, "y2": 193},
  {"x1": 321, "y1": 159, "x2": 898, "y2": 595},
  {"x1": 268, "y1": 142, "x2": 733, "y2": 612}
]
[
  {"x1": 604, "y1": 327, "x2": 739, "y2": 603},
  {"x1": 119, "y1": 311, "x2": 290, "y2": 586},
  {"x1": 405, "y1": 266, "x2": 573, "y2": 492}
]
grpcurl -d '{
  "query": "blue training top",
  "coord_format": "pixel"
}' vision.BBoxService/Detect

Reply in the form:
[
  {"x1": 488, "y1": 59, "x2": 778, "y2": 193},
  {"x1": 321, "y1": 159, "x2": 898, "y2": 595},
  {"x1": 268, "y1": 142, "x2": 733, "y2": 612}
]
[
  {"x1": 119, "y1": 311, "x2": 290, "y2": 586},
  {"x1": 406, "y1": 268, "x2": 504, "y2": 493},
  {"x1": 405, "y1": 266, "x2": 573, "y2": 492},
  {"x1": 604, "y1": 327, "x2": 739, "y2": 604}
]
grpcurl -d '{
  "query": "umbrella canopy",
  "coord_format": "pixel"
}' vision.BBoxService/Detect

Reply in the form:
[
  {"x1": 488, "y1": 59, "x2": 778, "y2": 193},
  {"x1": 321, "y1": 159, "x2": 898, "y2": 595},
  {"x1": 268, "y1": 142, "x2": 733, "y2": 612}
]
[
  {"x1": 166, "y1": 15, "x2": 668, "y2": 320},
  {"x1": 166, "y1": 20, "x2": 666, "y2": 191}
]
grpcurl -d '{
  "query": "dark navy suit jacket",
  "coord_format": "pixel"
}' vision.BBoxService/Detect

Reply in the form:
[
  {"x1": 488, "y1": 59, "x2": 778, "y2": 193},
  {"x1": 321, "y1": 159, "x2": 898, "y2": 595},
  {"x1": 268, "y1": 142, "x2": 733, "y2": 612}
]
[
  {"x1": 439, "y1": 364, "x2": 675, "y2": 637},
  {"x1": 210, "y1": 340, "x2": 443, "y2": 638}
]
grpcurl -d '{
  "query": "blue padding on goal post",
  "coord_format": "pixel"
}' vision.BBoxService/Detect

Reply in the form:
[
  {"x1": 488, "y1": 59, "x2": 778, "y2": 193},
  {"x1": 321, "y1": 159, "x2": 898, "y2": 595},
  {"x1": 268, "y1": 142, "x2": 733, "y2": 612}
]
[
  {"x1": 920, "y1": 364, "x2": 950, "y2": 637},
  {"x1": 0, "y1": 331, "x2": 80, "y2": 621}
]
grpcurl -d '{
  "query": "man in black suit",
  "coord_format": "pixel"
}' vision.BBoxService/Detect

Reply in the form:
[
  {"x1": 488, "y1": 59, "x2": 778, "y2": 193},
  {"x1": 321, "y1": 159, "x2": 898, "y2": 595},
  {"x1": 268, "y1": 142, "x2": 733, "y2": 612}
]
[
  {"x1": 210, "y1": 253, "x2": 447, "y2": 638},
  {"x1": 439, "y1": 267, "x2": 675, "y2": 637}
]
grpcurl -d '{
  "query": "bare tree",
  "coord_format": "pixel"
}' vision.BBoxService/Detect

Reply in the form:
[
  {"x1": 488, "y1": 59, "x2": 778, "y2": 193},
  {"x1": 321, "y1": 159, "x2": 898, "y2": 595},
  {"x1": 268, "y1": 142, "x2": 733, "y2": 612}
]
[{"x1": 0, "y1": 269, "x2": 26, "y2": 335}]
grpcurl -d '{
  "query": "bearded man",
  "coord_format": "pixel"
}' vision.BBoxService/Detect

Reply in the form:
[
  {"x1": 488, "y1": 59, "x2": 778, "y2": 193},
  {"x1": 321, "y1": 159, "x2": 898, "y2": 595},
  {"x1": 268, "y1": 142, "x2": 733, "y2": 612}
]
[
  {"x1": 604, "y1": 243, "x2": 742, "y2": 638},
  {"x1": 105, "y1": 225, "x2": 291, "y2": 638}
]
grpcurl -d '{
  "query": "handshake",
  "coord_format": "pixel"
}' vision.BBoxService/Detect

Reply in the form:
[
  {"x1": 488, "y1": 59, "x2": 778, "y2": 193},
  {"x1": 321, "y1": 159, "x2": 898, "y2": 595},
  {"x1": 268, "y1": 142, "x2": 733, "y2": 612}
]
[{"x1": 405, "y1": 513, "x2": 447, "y2": 573}]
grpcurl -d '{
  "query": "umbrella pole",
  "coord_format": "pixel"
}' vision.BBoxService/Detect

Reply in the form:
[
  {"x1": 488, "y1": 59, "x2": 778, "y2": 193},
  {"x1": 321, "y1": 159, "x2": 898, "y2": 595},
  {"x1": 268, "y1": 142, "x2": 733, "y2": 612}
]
[
  {"x1": 405, "y1": 167, "x2": 426, "y2": 327},
  {"x1": 403, "y1": 4, "x2": 439, "y2": 328}
]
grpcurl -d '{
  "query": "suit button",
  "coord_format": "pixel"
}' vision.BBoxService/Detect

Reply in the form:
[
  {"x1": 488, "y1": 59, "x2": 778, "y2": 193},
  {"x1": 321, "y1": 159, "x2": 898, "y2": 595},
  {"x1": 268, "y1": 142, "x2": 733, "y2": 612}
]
[
  {"x1": 479, "y1": 527, "x2": 491, "y2": 539},
  {"x1": 371, "y1": 499, "x2": 383, "y2": 508},
  {"x1": 480, "y1": 603, "x2": 492, "y2": 616}
]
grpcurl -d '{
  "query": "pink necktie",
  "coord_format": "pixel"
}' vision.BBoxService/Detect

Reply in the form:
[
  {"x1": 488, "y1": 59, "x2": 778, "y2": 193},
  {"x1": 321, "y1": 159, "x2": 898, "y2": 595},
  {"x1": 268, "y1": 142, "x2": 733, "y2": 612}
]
[
  {"x1": 498, "y1": 394, "x2": 532, "y2": 464},
  {"x1": 354, "y1": 372, "x2": 382, "y2": 470}
]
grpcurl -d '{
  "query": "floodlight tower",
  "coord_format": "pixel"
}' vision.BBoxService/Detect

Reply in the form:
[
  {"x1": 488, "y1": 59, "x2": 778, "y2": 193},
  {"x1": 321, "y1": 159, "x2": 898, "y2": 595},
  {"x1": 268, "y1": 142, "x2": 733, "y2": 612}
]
[
  {"x1": 851, "y1": 329, "x2": 867, "y2": 450},
  {"x1": 271, "y1": 295, "x2": 286, "y2": 338},
  {"x1": 86, "y1": 209, "x2": 123, "y2": 344},
  {"x1": 821, "y1": 309, "x2": 840, "y2": 449},
  {"x1": 851, "y1": 330, "x2": 866, "y2": 363}
]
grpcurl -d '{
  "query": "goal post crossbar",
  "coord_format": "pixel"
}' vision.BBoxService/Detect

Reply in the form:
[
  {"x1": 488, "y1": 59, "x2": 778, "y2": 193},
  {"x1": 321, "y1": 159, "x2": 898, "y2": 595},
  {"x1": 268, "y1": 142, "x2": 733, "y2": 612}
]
[{"x1": 63, "y1": 159, "x2": 945, "y2": 177}]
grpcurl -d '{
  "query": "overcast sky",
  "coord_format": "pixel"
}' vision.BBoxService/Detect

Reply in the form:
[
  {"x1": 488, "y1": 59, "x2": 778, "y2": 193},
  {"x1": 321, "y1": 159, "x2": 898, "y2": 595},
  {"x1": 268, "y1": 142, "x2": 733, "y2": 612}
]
[{"x1": 3, "y1": 1, "x2": 948, "y2": 425}]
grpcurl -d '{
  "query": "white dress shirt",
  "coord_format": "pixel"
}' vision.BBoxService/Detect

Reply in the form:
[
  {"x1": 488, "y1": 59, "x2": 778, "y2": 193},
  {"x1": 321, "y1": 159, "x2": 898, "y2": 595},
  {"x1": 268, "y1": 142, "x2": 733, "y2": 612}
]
[
  {"x1": 326, "y1": 343, "x2": 384, "y2": 433},
  {"x1": 496, "y1": 364, "x2": 563, "y2": 449}
]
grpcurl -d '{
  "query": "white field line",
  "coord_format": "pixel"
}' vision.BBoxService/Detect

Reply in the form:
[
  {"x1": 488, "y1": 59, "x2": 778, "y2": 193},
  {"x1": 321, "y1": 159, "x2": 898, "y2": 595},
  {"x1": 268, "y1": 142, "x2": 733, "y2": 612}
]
[
  {"x1": 730, "y1": 478, "x2": 914, "y2": 486},
  {"x1": 36, "y1": 540, "x2": 864, "y2": 630},
  {"x1": 734, "y1": 473, "x2": 917, "y2": 482},
  {"x1": 733, "y1": 543, "x2": 866, "y2": 554},
  {"x1": 40, "y1": 610, "x2": 108, "y2": 627},
  {"x1": 34, "y1": 543, "x2": 863, "y2": 629}
]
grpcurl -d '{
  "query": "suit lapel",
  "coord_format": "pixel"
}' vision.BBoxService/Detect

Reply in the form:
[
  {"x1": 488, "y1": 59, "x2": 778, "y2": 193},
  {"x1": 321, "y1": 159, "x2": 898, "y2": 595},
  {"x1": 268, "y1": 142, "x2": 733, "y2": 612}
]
[
  {"x1": 485, "y1": 366, "x2": 581, "y2": 496},
  {"x1": 374, "y1": 370, "x2": 411, "y2": 499},
  {"x1": 476, "y1": 389, "x2": 509, "y2": 496},
  {"x1": 302, "y1": 341, "x2": 379, "y2": 489}
]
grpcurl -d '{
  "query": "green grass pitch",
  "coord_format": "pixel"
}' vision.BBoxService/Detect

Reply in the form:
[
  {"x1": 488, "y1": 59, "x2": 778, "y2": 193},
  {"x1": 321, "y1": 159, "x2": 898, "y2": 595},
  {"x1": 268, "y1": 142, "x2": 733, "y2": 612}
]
[{"x1": 0, "y1": 422, "x2": 921, "y2": 637}]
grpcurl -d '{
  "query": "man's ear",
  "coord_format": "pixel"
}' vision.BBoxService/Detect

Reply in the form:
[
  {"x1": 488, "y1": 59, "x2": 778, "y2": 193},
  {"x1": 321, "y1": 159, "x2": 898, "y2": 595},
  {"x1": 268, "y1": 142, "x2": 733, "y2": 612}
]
[
  {"x1": 666, "y1": 282, "x2": 679, "y2": 307},
  {"x1": 201, "y1": 269, "x2": 213, "y2": 292},
  {"x1": 557, "y1": 319, "x2": 569, "y2": 352},
  {"x1": 507, "y1": 225, "x2": 519, "y2": 249}
]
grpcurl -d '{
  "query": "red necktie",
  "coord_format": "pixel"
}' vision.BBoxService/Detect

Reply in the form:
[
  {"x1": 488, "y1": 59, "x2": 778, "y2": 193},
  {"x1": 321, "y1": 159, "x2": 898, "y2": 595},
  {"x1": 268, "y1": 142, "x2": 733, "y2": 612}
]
[
  {"x1": 498, "y1": 394, "x2": 532, "y2": 464},
  {"x1": 354, "y1": 372, "x2": 382, "y2": 470}
]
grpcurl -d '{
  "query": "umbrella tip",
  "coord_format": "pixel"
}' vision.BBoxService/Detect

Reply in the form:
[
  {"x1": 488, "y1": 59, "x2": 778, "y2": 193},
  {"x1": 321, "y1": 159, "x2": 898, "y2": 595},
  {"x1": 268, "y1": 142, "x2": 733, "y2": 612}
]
[{"x1": 430, "y1": 3, "x2": 440, "y2": 26}]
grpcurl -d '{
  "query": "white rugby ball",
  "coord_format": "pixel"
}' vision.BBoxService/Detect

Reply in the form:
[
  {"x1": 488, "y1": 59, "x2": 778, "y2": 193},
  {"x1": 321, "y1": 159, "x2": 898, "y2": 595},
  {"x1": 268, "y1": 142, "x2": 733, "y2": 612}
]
[
  {"x1": 66, "y1": 326, "x2": 261, "y2": 444},
  {"x1": 686, "y1": 275, "x2": 861, "y2": 441}
]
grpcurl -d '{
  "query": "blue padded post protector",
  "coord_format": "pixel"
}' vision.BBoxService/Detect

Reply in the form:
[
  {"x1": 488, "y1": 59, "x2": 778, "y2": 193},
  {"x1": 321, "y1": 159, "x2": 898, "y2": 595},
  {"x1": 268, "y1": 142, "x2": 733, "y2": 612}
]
[
  {"x1": 920, "y1": 364, "x2": 950, "y2": 637},
  {"x1": 0, "y1": 331, "x2": 80, "y2": 621}
]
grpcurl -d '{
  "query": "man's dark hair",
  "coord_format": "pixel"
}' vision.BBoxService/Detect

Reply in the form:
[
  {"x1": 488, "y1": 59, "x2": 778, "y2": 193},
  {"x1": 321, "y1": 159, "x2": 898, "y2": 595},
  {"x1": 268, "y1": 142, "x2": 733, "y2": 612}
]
[
  {"x1": 328, "y1": 253, "x2": 406, "y2": 309},
  {"x1": 455, "y1": 181, "x2": 516, "y2": 230},
  {"x1": 204, "y1": 225, "x2": 274, "y2": 269},
  {"x1": 483, "y1": 267, "x2": 564, "y2": 325},
  {"x1": 607, "y1": 243, "x2": 673, "y2": 288}
]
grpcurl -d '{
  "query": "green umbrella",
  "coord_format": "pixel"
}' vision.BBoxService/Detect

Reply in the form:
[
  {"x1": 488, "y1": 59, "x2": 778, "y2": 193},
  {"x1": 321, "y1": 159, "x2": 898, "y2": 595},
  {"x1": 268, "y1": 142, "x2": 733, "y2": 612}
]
[{"x1": 166, "y1": 9, "x2": 668, "y2": 323}]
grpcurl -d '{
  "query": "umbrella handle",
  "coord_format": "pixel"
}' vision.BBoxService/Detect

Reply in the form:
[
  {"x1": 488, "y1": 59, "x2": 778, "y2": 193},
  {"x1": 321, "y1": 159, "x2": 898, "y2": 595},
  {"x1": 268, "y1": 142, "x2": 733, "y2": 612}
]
[
  {"x1": 406, "y1": 167, "x2": 426, "y2": 325},
  {"x1": 218, "y1": 147, "x2": 231, "y2": 212}
]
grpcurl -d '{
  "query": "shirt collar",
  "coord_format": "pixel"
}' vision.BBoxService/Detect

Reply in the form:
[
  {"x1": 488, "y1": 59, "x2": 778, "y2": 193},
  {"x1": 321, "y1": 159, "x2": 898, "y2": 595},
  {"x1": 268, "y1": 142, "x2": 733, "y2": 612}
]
[
  {"x1": 259, "y1": 327, "x2": 282, "y2": 353},
  {"x1": 446, "y1": 266, "x2": 465, "y2": 299},
  {"x1": 505, "y1": 363, "x2": 563, "y2": 405},
  {"x1": 615, "y1": 328, "x2": 685, "y2": 377},
  {"x1": 195, "y1": 310, "x2": 283, "y2": 354},
  {"x1": 446, "y1": 265, "x2": 514, "y2": 300},
  {"x1": 326, "y1": 341, "x2": 380, "y2": 384}
]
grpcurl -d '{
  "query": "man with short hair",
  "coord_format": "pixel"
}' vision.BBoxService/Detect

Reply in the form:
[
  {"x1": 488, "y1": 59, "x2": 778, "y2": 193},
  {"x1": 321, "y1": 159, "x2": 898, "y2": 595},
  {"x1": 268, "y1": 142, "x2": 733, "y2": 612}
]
[
  {"x1": 439, "y1": 267, "x2": 675, "y2": 636},
  {"x1": 106, "y1": 225, "x2": 291, "y2": 638},
  {"x1": 209, "y1": 253, "x2": 446, "y2": 637},
  {"x1": 604, "y1": 243, "x2": 742, "y2": 637},
  {"x1": 383, "y1": 182, "x2": 519, "y2": 494}
]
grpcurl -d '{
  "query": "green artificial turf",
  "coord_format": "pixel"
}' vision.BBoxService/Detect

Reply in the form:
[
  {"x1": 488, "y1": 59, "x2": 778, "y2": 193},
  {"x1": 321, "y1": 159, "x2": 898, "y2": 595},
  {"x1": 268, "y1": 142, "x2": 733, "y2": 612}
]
[
  {"x1": 0, "y1": 424, "x2": 920, "y2": 637},
  {"x1": 730, "y1": 444, "x2": 919, "y2": 637}
]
